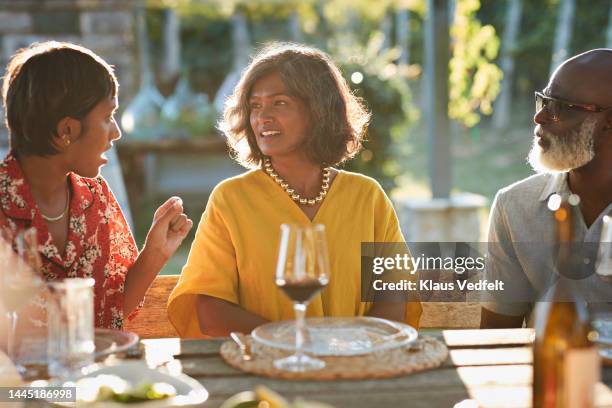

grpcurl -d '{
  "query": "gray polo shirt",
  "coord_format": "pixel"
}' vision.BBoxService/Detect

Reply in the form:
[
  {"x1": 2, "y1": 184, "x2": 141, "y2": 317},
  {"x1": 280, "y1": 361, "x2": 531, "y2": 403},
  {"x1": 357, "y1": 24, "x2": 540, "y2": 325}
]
[{"x1": 483, "y1": 172, "x2": 612, "y2": 325}]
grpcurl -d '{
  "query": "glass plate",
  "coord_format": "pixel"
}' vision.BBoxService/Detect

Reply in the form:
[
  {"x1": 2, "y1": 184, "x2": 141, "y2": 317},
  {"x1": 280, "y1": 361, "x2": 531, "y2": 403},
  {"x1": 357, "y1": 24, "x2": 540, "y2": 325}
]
[
  {"x1": 94, "y1": 328, "x2": 139, "y2": 359},
  {"x1": 251, "y1": 317, "x2": 417, "y2": 356}
]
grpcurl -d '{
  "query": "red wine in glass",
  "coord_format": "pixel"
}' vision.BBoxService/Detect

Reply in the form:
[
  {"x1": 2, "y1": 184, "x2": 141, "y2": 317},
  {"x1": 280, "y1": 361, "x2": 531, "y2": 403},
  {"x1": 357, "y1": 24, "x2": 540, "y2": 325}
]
[{"x1": 277, "y1": 277, "x2": 329, "y2": 304}]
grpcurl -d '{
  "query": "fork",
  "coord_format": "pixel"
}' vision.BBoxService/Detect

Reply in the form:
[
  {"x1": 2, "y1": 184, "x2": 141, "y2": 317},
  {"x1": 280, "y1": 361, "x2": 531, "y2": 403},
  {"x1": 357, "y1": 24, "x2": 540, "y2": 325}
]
[{"x1": 230, "y1": 332, "x2": 253, "y2": 361}]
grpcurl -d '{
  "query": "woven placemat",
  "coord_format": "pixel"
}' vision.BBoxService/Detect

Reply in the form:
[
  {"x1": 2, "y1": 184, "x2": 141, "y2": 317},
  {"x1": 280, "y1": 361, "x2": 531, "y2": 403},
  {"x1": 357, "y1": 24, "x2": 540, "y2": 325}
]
[{"x1": 220, "y1": 335, "x2": 448, "y2": 380}]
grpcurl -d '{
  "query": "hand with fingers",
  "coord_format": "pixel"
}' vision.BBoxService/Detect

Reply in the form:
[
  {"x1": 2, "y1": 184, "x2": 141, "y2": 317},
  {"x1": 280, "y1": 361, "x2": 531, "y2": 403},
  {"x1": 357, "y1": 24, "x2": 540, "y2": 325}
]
[{"x1": 144, "y1": 196, "x2": 194, "y2": 261}]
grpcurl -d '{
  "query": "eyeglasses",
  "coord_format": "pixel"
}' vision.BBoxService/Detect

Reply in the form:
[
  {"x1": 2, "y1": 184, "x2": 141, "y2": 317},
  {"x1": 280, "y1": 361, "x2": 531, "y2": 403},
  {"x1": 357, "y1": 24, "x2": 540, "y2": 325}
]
[{"x1": 535, "y1": 91, "x2": 611, "y2": 122}]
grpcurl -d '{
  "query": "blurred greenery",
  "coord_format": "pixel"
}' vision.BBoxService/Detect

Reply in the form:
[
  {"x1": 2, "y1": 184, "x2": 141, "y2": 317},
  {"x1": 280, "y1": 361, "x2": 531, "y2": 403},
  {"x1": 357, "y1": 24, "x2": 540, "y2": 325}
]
[
  {"x1": 478, "y1": 0, "x2": 611, "y2": 99},
  {"x1": 449, "y1": 0, "x2": 502, "y2": 127},
  {"x1": 146, "y1": 8, "x2": 233, "y2": 98},
  {"x1": 332, "y1": 34, "x2": 419, "y2": 191},
  {"x1": 143, "y1": 0, "x2": 507, "y2": 186},
  {"x1": 128, "y1": 0, "x2": 612, "y2": 264}
]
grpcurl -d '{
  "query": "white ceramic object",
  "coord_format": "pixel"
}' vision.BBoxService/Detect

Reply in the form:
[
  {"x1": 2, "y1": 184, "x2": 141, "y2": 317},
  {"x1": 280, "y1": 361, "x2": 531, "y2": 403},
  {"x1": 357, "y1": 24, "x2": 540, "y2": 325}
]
[{"x1": 47, "y1": 360, "x2": 208, "y2": 407}]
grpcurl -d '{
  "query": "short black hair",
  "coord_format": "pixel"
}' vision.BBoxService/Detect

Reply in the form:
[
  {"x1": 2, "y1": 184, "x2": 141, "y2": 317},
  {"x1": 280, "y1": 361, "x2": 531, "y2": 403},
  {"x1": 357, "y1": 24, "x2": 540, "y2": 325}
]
[{"x1": 2, "y1": 41, "x2": 118, "y2": 157}]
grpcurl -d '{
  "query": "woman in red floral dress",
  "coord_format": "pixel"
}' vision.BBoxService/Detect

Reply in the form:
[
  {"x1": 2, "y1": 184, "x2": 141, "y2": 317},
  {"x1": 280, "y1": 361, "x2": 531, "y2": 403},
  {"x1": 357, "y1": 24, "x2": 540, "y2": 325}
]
[{"x1": 0, "y1": 41, "x2": 193, "y2": 331}]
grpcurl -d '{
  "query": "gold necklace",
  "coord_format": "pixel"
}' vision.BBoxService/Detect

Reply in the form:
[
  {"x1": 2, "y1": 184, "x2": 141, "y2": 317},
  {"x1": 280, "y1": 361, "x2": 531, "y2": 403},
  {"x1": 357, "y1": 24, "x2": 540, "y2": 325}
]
[
  {"x1": 40, "y1": 188, "x2": 70, "y2": 222},
  {"x1": 263, "y1": 158, "x2": 331, "y2": 206}
]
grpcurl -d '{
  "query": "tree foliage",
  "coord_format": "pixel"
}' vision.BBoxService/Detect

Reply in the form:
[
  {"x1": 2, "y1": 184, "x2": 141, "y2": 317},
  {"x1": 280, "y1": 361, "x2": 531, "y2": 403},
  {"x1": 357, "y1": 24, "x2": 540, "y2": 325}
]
[
  {"x1": 479, "y1": 0, "x2": 611, "y2": 100},
  {"x1": 330, "y1": 33, "x2": 418, "y2": 190},
  {"x1": 449, "y1": 0, "x2": 502, "y2": 127}
]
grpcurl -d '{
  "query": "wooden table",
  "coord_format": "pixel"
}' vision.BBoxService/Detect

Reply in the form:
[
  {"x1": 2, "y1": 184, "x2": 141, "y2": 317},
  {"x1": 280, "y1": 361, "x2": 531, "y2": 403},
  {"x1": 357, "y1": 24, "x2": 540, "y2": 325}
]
[{"x1": 139, "y1": 329, "x2": 612, "y2": 408}]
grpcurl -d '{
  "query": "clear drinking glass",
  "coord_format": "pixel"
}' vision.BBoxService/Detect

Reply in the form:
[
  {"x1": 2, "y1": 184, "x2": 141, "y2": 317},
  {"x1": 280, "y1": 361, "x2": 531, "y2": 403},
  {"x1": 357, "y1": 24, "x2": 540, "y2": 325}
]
[
  {"x1": 596, "y1": 215, "x2": 611, "y2": 279},
  {"x1": 274, "y1": 224, "x2": 330, "y2": 372},
  {"x1": 47, "y1": 278, "x2": 95, "y2": 378},
  {"x1": 0, "y1": 228, "x2": 43, "y2": 371},
  {"x1": 594, "y1": 215, "x2": 612, "y2": 359}
]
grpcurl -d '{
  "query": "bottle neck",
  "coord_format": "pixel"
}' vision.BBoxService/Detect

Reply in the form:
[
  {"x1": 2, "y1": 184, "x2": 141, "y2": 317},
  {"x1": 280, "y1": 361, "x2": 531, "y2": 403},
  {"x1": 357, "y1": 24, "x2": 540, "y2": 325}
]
[{"x1": 541, "y1": 194, "x2": 589, "y2": 304}]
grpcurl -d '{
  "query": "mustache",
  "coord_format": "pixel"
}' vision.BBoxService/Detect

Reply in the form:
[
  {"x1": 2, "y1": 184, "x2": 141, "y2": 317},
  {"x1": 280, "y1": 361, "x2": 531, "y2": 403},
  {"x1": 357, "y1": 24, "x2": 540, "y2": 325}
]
[
  {"x1": 529, "y1": 116, "x2": 597, "y2": 173},
  {"x1": 534, "y1": 126, "x2": 565, "y2": 141}
]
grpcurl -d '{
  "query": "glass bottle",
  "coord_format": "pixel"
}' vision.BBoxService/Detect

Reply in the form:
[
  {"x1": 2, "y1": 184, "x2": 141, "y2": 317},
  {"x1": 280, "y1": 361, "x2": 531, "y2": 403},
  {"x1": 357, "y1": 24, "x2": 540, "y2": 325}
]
[{"x1": 533, "y1": 193, "x2": 600, "y2": 408}]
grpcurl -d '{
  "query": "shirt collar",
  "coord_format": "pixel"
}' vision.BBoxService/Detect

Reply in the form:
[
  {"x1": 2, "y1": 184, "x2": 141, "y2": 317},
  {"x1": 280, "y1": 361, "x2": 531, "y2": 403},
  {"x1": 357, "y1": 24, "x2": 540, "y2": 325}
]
[
  {"x1": 538, "y1": 172, "x2": 571, "y2": 202},
  {"x1": 67, "y1": 172, "x2": 95, "y2": 215}
]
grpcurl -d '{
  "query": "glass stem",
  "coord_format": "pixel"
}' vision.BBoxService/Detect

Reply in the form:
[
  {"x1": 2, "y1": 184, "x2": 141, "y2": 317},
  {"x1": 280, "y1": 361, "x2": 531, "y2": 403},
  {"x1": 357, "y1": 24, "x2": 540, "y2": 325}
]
[
  {"x1": 294, "y1": 302, "x2": 307, "y2": 363},
  {"x1": 7, "y1": 311, "x2": 17, "y2": 362}
]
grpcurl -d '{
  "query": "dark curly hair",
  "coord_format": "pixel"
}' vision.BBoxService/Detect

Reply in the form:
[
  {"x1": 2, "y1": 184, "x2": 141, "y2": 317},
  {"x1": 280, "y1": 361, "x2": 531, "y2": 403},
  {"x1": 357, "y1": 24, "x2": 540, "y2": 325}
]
[
  {"x1": 2, "y1": 41, "x2": 118, "y2": 157},
  {"x1": 219, "y1": 42, "x2": 370, "y2": 168}
]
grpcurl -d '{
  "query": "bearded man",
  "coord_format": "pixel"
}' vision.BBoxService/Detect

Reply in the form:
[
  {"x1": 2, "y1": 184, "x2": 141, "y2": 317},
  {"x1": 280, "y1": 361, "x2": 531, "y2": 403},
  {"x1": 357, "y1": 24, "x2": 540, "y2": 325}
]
[{"x1": 480, "y1": 49, "x2": 612, "y2": 328}]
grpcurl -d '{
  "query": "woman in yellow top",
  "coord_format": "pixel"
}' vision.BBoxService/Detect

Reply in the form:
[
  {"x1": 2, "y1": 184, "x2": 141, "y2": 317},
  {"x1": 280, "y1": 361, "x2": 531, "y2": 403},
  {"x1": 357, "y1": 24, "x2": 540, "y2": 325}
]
[{"x1": 168, "y1": 43, "x2": 421, "y2": 337}]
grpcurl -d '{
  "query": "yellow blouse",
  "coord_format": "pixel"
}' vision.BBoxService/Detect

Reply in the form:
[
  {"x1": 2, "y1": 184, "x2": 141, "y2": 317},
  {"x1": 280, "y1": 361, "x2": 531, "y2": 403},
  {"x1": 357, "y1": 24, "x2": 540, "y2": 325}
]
[{"x1": 167, "y1": 169, "x2": 421, "y2": 338}]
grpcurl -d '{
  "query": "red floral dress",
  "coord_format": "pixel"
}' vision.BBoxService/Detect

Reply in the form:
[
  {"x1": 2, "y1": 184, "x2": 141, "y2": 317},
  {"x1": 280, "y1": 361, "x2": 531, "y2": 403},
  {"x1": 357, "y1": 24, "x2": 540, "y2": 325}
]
[{"x1": 0, "y1": 153, "x2": 138, "y2": 329}]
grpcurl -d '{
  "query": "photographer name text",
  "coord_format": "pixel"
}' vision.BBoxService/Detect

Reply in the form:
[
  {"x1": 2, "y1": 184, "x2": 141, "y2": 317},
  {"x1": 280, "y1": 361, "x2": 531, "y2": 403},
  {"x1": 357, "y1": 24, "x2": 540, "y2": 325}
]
[{"x1": 372, "y1": 279, "x2": 505, "y2": 291}]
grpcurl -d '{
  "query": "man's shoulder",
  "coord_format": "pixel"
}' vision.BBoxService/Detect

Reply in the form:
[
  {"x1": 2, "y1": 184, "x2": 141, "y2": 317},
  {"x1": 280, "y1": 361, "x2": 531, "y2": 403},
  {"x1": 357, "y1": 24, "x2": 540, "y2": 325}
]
[{"x1": 496, "y1": 173, "x2": 552, "y2": 202}]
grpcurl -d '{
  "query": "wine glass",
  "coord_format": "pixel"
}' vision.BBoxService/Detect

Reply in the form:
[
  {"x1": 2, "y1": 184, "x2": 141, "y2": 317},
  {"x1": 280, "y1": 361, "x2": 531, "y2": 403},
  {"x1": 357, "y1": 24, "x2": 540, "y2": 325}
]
[
  {"x1": 0, "y1": 228, "x2": 43, "y2": 368},
  {"x1": 274, "y1": 224, "x2": 330, "y2": 372}
]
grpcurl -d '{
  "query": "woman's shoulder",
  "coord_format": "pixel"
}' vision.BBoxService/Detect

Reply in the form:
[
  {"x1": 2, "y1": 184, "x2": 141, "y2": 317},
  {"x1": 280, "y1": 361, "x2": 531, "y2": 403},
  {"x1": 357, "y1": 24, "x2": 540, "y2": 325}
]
[
  {"x1": 0, "y1": 152, "x2": 22, "y2": 178},
  {"x1": 71, "y1": 174, "x2": 109, "y2": 193},
  {"x1": 69, "y1": 174, "x2": 118, "y2": 209},
  {"x1": 335, "y1": 169, "x2": 385, "y2": 193},
  {"x1": 210, "y1": 169, "x2": 267, "y2": 200},
  {"x1": 214, "y1": 169, "x2": 264, "y2": 190}
]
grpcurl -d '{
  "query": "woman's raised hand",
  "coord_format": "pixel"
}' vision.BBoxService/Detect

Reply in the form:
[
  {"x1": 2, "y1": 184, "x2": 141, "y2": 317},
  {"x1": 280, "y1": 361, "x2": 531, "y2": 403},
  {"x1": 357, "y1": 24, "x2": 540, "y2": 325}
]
[{"x1": 145, "y1": 196, "x2": 193, "y2": 260}]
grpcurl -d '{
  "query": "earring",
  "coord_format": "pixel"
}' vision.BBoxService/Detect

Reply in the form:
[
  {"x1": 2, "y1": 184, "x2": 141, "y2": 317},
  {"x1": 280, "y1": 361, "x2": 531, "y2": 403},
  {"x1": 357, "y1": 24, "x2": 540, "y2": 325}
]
[{"x1": 63, "y1": 135, "x2": 71, "y2": 146}]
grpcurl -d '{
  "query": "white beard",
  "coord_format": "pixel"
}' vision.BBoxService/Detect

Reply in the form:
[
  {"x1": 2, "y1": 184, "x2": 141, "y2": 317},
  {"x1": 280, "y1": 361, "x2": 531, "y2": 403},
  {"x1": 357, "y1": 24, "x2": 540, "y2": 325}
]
[{"x1": 528, "y1": 115, "x2": 597, "y2": 173}]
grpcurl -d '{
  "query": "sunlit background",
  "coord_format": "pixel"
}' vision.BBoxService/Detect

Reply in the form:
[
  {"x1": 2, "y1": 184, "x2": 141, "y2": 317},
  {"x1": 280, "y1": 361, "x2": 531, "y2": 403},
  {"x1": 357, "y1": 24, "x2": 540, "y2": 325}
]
[{"x1": 0, "y1": 0, "x2": 609, "y2": 273}]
